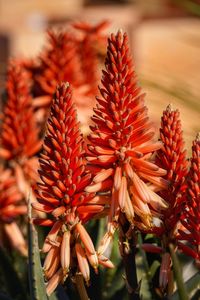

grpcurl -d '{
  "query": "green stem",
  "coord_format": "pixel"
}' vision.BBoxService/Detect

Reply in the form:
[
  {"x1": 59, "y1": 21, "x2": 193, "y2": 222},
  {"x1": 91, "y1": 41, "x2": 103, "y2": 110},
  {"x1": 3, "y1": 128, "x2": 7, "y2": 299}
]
[
  {"x1": 75, "y1": 273, "x2": 90, "y2": 300},
  {"x1": 119, "y1": 220, "x2": 140, "y2": 300},
  {"x1": 169, "y1": 243, "x2": 189, "y2": 300}
]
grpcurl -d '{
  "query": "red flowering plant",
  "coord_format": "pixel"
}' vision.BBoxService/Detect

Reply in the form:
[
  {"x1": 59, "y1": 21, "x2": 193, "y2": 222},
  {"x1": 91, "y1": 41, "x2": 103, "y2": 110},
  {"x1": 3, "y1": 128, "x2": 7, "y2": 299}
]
[
  {"x1": 24, "y1": 22, "x2": 109, "y2": 130},
  {"x1": 0, "y1": 62, "x2": 42, "y2": 190},
  {"x1": 85, "y1": 30, "x2": 170, "y2": 297},
  {"x1": 0, "y1": 21, "x2": 199, "y2": 300},
  {"x1": 73, "y1": 20, "x2": 109, "y2": 96},
  {"x1": 86, "y1": 30, "x2": 168, "y2": 240},
  {"x1": 0, "y1": 63, "x2": 42, "y2": 255},
  {"x1": 32, "y1": 82, "x2": 113, "y2": 296},
  {"x1": 149, "y1": 105, "x2": 189, "y2": 293},
  {"x1": 177, "y1": 133, "x2": 200, "y2": 264},
  {"x1": 0, "y1": 167, "x2": 27, "y2": 255}
]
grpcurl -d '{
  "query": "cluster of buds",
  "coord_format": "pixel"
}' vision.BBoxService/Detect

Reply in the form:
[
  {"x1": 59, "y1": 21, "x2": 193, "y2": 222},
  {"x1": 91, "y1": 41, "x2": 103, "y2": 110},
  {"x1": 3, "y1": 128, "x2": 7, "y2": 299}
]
[
  {"x1": 0, "y1": 167, "x2": 27, "y2": 255},
  {"x1": 33, "y1": 83, "x2": 113, "y2": 295},
  {"x1": 0, "y1": 63, "x2": 42, "y2": 186},
  {"x1": 156, "y1": 104, "x2": 188, "y2": 235},
  {"x1": 86, "y1": 30, "x2": 168, "y2": 256},
  {"x1": 177, "y1": 133, "x2": 200, "y2": 263},
  {"x1": 73, "y1": 20, "x2": 109, "y2": 96}
]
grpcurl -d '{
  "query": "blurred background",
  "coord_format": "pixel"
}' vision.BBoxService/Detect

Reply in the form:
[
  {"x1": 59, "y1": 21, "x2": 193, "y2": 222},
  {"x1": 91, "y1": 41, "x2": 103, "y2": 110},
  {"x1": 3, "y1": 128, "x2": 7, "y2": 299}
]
[{"x1": 0, "y1": 0, "x2": 199, "y2": 151}]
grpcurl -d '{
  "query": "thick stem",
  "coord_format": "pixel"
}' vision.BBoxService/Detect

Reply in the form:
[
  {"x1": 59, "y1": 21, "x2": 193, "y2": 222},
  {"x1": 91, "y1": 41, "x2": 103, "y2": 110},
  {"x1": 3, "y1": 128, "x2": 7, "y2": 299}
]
[
  {"x1": 119, "y1": 217, "x2": 140, "y2": 300},
  {"x1": 169, "y1": 243, "x2": 189, "y2": 300},
  {"x1": 75, "y1": 273, "x2": 90, "y2": 300}
]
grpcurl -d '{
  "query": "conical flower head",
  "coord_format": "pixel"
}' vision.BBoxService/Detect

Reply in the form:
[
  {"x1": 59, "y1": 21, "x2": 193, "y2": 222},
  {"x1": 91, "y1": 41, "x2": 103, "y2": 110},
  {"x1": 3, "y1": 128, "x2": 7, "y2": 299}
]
[
  {"x1": 87, "y1": 31, "x2": 168, "y2": 234},
  {"x1": 36, "y1": 30, "x2": 82, "y2": 98},
  {"x1": 178, "y1": 133, "x2": 200, "y2": 262},
  {"x1": 33, "y1": 83, "x2": 111, "y2": 295},
  {"x1": 73, "y1": 21, "x2": 109, "y2": 95},
  {"x1": 156, "y1": 105, "x2": 188, "y2": 232},
  {"x1": 0, "y1": 63, "x2": 41, "y2": 162}
]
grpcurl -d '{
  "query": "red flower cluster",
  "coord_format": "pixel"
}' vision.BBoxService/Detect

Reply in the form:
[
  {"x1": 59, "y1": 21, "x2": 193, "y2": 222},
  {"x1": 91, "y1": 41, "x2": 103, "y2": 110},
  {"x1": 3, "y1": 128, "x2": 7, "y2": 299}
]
[
  {"x1": 73, "y1": 21, "x2": 109, "y2": 95},
  {"x1": 36, "y1": 30, "x2": 82, "y2": 98},
  {"x1": 0, "y1": 63, "x2": 41, "y2": 184},
  {"x1": 178, "y1": 133, "x2": 200, "y2": 262},
  {"x1": 156, "y1": 105, "x2": 188, "y2": 236},
  {"x1": 0, "y1": 167, "x2": 27, "y2": 255},
  {"x1": 86, "y1": 31, "x2": 168, "y2": 256},
  {"x1": 33, "y1": 83, "x2": 113, "y2": 295}
]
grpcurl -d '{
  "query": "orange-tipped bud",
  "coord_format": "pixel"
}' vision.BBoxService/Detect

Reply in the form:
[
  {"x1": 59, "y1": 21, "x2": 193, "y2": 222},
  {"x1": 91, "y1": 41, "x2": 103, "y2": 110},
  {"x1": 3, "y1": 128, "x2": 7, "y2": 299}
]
[
  {"x1": 85, "y1": 178, "x2": 112, "y2": 193},
  {"x1": 61, "y1": 231, "x2": 71, "y2": 276},
  {"x1": 124, "y1": 190, "x2": 134, "y2": 224},
  {"x1": 44, "y1": 251, "x2": 60, "y2": 280},
  {"x1": 52, "y1": 206, "x2": 66, "y2": 217},
  {"x1": 98, "y1": 255, "x2": 114, "y2": 268},
  {"x1": 75, "y1": 243, "x2": 90, "y2": 283},
  {"x1": 75, "y1": 222, "x2": 95, "y2": 255},
  {"x1": 46, "y1": 268, "x2": 63, "y2": 296},
  {"x1": 118, "y1": 176, "x2": 127, "y2": 210},
  {"x1": 113, "y1": 167, "x2": 122, "y2": 191},
  {"x1": 97, "y1": 232, "x2": 114, "y2": 256},
  {"x1": 88, "y1": 195, "x2": 111, "y2": 205},
  {"x1": 85, "y1": 249, "x2": 99, "y2": 270},
  {"x1": 42, "y1": 221, "x2": 62, "y2": 253},
  {"x1": 93, "y1": 168, "x2": 113, "y2": 183},
  {"x1": 43, "y1": 245, "x2": 60, "y2": 271}
]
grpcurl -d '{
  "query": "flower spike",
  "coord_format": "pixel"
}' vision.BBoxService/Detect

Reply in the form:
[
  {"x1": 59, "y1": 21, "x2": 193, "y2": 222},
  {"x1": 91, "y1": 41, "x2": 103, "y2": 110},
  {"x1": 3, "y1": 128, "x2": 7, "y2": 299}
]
[
  {"x1": 33, "y1": 82, "x2": 110, "y2": 295},
  {"x1": 178, "y1": 133, "x2": 200, "y2": 263},
  {"x1": 156, "y1": 105, "x2": 189, "y2": 234},
  {"x1": 87, "y1": 30, "x2": 168, "y2": 252},
  {"x1": 0, "y1": 63, "x2": 42, "y2": 185}
]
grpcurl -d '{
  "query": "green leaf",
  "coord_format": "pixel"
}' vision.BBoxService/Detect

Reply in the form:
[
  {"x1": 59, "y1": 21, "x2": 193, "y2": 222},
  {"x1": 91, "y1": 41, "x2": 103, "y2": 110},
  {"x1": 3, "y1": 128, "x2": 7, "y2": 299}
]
[
  {"x1": 149, "y1": 261, "x2": 160, "y2": 280},
  {"x1": 169, "y1": 244, "x2": 189, "y2": 300},
  {"x1": 28, "y1": 197, "x2": 58, "y2": 300},
  {"x1": 0, "y1": 246, "x2": 27, "y2": 300}
]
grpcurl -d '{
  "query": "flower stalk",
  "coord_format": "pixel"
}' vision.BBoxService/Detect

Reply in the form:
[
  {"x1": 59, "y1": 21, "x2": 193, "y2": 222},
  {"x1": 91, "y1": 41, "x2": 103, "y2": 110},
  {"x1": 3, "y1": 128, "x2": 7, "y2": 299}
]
[{"x1": 169, "y1": 243, "x2": 189, "y2": 300}]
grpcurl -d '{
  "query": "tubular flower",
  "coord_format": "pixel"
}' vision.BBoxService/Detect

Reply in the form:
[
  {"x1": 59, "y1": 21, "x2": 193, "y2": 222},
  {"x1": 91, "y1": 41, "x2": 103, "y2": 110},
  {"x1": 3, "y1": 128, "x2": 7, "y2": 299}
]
[
  {"x1": 86, "y1": 30, "x2": 168, "y2": 250},
  {"x1": 73, "y1": 21, "x2": 109, "y2": 96},
  {"x1": 0, "y1": 63, "x2": 42, "y2": 185},
  {"x1": 156, "y1": 105, "x2": 188, "y2": 235},
  {"x1": 35, "y1": 30, "x2": 82, "y2": 100},
  {"x1": 33, "y1": 83, "x2": 113, "y2": 296},
  {"x1": 177, "y1": 133, "x2": 200, "y2": 262},
  {"x1": 0, "y1": 167, "x2": 27, "y2": 255}
]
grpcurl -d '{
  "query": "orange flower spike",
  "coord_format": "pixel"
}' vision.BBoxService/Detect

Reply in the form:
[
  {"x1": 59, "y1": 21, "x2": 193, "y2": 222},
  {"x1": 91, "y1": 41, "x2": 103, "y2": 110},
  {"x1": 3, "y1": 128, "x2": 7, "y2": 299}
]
[
  {"x1": 155, "y1": 105, "x2": 189, "y2": 241},
  {"x1": 33, "y1": 82, "x2": 107, "y2": 295},
  {"x1": 0, "y1": 63, "x2": 42, "y2": 163},
  {"x1": 87, "y1": 30, "x2": 167, "y2": 233},
  {"x1": 73, "y1": 21, "x2": 109, "y2": 95},
  {"x1": 0, "y1": 167, "x2": 27, "y2": 255},
  {"x1": 36, "y1": 30, "x2": 82, "y2": 98},
  {"x1": 178, "y1": 133, "x2": 200, "y2": 262}
]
